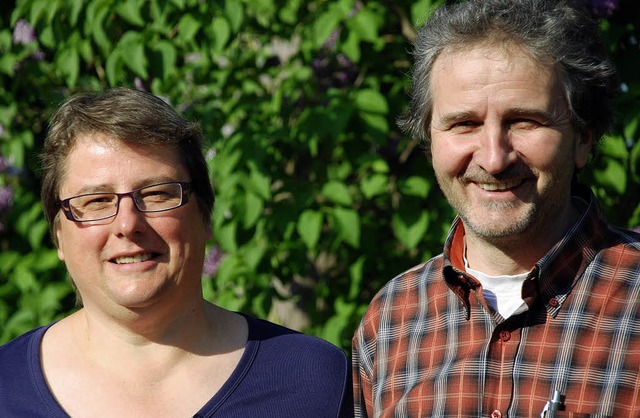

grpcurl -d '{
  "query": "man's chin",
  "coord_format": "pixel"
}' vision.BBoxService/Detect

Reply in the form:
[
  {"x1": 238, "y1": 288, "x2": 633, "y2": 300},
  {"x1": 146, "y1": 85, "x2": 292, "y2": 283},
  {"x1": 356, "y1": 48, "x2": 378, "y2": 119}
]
[{"x1": 461, "y1": 214, "x2": 533, "y2": 241}]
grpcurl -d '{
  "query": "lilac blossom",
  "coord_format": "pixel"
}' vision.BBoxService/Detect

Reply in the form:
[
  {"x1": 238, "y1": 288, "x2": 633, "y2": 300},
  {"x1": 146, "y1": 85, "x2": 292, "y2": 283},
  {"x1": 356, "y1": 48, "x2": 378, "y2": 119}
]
[
  {"x1": 134, "y1": 77, "x2": 146, "y2": 91},
  {"x1": 0, "y1": 186, "x2": 14, "y2": 231},
  {"x1": 585, "y1": 0, "x2": 619, "y2": 17},
  {"x1": 203, "y1": 245, "x2": 225, "y2": 277},
  {"x1": 0, "y1": 155, "x2": 8, "y2": 173},
  {"x1": 13, "y1": 20, "x2": 37, "y2": 45}
]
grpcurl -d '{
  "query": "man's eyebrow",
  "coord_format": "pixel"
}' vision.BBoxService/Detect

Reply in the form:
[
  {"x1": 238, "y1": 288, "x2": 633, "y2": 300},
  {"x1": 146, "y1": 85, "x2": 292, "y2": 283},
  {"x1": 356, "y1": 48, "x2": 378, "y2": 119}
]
[
  {"x1": 433, "y1": 111, "x2": 477, "y2": 127},
  {"x1": 506, "y1": 107, "x2": 553, "y2": 119}
]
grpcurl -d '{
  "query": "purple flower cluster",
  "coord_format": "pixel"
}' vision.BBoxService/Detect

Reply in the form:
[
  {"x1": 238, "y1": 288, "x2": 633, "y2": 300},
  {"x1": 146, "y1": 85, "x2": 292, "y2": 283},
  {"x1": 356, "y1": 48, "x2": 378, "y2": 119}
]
[
  {"x1": 0, "y1": 186, "x2": 13, "y2": 232},
  {"x1": 311, "y1": 53, "x2": 358, "y2": 90},
  {"x1": 0, "y1": 155, "x2": 8, "y2": 173},
  {"x1": 11, "y1": 19, "x2": 45, "y2": 65},
  {"x1": 203, "y1": 245, "x2": 225, "y2": 277},
  {"x1": 585, "y1": 0, "x2": 619, "y2": 17},
  {"x1": 13, "y1": 20, "x2": 36, "y2": 45},
  {"x1": 0, "y1": 154, "x2": 15, "y2": 232}
]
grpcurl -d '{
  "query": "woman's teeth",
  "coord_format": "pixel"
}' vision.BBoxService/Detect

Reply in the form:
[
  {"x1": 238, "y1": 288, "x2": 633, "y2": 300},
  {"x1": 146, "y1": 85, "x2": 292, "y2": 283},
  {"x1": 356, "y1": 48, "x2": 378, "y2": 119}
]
[{"x1": 113, "y1": 254, "x2": 153, "y2": 264}]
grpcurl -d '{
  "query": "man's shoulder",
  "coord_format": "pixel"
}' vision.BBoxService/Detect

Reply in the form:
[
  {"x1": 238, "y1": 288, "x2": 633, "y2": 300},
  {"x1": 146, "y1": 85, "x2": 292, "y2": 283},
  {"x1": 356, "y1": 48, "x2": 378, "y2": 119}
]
[{"x1": 374, "y1": 254, "x2": 447, "y2": 300}]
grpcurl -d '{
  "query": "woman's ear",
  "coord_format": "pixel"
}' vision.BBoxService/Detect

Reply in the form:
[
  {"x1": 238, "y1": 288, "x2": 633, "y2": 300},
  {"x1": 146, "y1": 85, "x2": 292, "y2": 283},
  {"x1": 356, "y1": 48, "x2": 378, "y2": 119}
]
[{"x1": 56, "y1": 225, "x2": 65, "y2": 261}]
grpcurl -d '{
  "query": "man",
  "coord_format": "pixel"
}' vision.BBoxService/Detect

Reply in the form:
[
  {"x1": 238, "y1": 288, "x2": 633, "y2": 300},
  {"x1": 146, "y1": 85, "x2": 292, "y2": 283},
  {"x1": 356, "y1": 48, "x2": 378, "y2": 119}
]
[
  {"x1": 0, "y1": 88, "x2": 352, "y2": 417},
  {"x1": 352, "y1": 0, "x2": 640, "y2": 416}
]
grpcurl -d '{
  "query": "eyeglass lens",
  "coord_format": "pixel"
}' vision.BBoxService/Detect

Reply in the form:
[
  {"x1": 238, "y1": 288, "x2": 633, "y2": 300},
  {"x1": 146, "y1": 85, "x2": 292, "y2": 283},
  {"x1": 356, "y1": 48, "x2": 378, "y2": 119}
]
[{"x1": 67, "y1": 182, "x2": 184, "y2": 221}]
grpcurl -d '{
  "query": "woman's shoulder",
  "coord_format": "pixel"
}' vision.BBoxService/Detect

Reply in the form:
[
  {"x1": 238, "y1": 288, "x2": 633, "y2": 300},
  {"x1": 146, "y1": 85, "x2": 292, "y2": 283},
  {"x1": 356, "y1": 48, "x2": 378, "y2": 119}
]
[
  {"x1": 243, "y1": 313, "x2": 349, "y2": 371},
  {"x1": 0, "y1": 324, "x2": 51, "y2": 360}
]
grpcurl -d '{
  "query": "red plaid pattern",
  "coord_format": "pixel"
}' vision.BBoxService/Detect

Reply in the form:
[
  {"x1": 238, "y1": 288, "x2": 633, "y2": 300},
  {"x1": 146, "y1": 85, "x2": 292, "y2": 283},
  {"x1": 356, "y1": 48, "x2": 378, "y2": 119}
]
[{"x1": 353, "y1": 189, "x2": 640, "y2": 417}]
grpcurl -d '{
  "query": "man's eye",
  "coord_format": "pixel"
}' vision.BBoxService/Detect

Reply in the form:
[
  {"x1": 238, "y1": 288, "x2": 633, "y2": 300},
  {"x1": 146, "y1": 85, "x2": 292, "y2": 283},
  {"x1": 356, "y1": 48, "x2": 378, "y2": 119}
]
[
  {"x1": 449, "y1": 121, "x2": 480, "y2": 131},
  {"x1": 510, "y1": 119, "x2": 540, "y2": 129}
]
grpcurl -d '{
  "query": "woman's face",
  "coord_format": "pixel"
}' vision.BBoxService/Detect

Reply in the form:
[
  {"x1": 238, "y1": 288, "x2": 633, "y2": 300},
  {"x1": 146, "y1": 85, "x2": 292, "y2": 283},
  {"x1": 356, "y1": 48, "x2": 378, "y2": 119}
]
[{"x1": 55, "y1": 134, "x2": 211, "y2": 316}]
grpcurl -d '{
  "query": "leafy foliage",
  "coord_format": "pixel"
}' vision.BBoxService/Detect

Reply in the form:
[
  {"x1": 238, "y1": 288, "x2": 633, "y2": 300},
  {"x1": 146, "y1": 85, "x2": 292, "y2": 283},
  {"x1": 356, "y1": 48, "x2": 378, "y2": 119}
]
[{"x1": 1, "y1": 0, "x2": 638, "y2": 351}]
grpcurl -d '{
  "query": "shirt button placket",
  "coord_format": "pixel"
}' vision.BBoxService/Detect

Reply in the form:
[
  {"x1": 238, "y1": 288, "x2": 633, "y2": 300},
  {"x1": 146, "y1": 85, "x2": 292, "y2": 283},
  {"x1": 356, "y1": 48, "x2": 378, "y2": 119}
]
[{"x1": 491, "y1": 409, "x2": 502, "y2": 418}]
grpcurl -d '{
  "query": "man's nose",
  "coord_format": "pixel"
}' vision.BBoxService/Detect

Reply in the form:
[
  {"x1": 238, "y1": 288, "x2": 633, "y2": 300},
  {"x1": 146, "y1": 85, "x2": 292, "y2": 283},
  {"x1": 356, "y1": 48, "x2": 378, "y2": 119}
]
[{"x1": 474, "y1": 124, "x2": 518, "y2": 174}]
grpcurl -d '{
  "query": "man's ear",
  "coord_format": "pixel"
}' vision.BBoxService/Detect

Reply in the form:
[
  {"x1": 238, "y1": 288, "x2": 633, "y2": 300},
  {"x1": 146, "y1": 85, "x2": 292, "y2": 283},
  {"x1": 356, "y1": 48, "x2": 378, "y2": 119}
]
[
  {"x1": 575, "y1": 130, "x2": 593, "y2": 169},
  {"x1": 205, "y1": 221, "x2": 213, "y2": 241}
]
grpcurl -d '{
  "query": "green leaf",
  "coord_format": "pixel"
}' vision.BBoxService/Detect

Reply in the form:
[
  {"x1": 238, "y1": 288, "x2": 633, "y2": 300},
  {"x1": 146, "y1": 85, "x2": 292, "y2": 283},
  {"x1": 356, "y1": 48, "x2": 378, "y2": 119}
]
[
  {"x1": 177, "y1": 13, "x2": 201, "y2": 44},
  {"x1": 412, "y1": 0, "x2": 441, "y2": 26},
  {"x1": 341, "y1": 31, "x2": 361, "y2": 62},
  {"x1": 12, "y1": 266, "x2": 38, "y2": 293},
  {"x1": 322, "y1": 181, "x2": 353, "y2": 206},
  {"x1": 355, "y1": 89, "x2": 388, "y2": 114},
  {"x1": 28, "y1": 0, "x2": 49, "y2": 26},
  {"x1": 243, "y1": 192, "x2": 264, "y2": 228},
  {"x1": 27, "y1": 221, "x2": 49, "y2": 251},
  {"x1": 297, "y1": 210, "x2": 323, "y2": 249},
  {"x1": 43, "y1": 0, "x2": 63, "y2": 25},
  {"x1": 279, "y1": 0, "x2": 301, "y2": 24},
  {"x1": 331, "y1": 207, "x2": 360, "y2": 248},
  {"x1": 215, "y1": 220, "x2": 238, "y2": 252},
  {"x1": 225, "y1": 0, "x2": 244, "y2": 33},
  {"x1": 211, "y1": 17, "x2": 231, "y2": 52},
  {"x1": 360, "y1": 174, "x2": 388, "y2": 199},
  {"x1": 116, "y1": 1, "x2": 146, "y2": 26},
  {"x1": 392, "y1": 209, "x2": 430, "y2": 250},
  {"x1": 399, "y1": 176, "x2": 431, "y2": 198},
  {"x1": 348, "y1": 8, "x2": 381, "y2": 42},
  {"x1": 56, "y1": 46, "x2": 80, "y2": 87},
  {"x1": 313, "y1": 9, "x2": 341, "y2": 48},
  {"x1": 0, "y1": 52, "x2": 17, "y2": 77},
  {"x1": 360, "y1": 113, "x2": 389, "y2": 136},
  {"x1": 150, "y1": 40, "x2": 177, "y2": 79},
  {"x1": 248, "y1": 168, "x2": 271, "y2": 200},
  {"x1": 593, "y1": 159, "x2": 627, "y2": 194},
  {"x1": 85, "y1": 0, "x2": 112, "y2": 54},
  {"x1": 68, "y1": 0, "x2": 84, "y2": 26},
  {"x1": 348, "y1": 256, "x2": 365, "y2": 299},
  {"x1": 117, "y1": 31, "x2": 148, "y2": 78},
  {"x1": 105, "y1": 51, "x2": 124, "y2": 86}
]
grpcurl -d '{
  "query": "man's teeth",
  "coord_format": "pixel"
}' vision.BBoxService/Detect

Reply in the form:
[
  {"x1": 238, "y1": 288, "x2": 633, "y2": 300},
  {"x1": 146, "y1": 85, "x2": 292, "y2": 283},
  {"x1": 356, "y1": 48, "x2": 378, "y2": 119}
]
[
  {"x1": 478, "y1": 179, "x2": 522, "y2": 191},
  {"x1": 113, "y1": 254, "x2": 153, "y2": 264}
]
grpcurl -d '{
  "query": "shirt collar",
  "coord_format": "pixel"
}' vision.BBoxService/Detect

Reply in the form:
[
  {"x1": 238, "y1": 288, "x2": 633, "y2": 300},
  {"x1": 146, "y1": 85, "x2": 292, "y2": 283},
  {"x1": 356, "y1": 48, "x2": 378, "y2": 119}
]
[{"x1": 442, "y1": 185, "x2": 607, "y2": 318}]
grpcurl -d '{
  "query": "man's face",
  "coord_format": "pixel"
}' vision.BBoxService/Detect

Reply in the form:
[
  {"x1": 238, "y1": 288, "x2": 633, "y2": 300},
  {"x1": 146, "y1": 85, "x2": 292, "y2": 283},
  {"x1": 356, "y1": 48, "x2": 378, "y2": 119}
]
[
  {"x1": 429, "y1": 44, "x2": 591, "y2": 246},
  {"x1": 55, "y1": 134, "x2": 211, "y2": 315}
]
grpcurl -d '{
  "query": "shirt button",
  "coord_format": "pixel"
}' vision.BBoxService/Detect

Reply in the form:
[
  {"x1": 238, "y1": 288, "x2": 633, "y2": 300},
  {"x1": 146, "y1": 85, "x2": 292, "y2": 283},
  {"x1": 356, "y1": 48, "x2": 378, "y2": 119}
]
[
  {"x1": 491, "y1": 410, "x2": 502, "y2": 418},
  {"x1": 549, "y1": 297, "x2": 559, "y2": 307},
  {"x1": 499, "y1": 330, "x2": 511, "y2": 342}
]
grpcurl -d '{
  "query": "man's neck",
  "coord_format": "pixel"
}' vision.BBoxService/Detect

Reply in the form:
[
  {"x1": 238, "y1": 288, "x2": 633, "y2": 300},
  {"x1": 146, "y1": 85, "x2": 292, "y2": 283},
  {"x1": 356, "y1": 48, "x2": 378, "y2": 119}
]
[{"x1": 463, "y1": 202, "x2": 582, "y2": 276}]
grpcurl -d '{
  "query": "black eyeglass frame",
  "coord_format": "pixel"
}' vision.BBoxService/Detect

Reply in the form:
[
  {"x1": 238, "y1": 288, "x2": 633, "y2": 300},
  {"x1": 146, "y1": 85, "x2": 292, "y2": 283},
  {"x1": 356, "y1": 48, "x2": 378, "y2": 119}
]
[{"x1": 59, "y1": 181, "x2": 193, "y2": 222}]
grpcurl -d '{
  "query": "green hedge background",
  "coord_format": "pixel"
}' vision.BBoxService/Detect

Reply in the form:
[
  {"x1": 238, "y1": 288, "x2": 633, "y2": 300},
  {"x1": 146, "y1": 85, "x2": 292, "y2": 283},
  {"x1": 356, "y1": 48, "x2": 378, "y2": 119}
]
[{"x1": 1, "y1": 0, "x2": 639, "y2": 352}]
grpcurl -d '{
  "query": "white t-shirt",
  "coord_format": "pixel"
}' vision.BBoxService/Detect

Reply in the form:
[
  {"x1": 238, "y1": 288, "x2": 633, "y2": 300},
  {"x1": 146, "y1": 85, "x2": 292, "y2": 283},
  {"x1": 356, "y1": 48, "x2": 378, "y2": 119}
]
[{"x1": 464, "y1": 257, "x2": 529, "y2": 319}]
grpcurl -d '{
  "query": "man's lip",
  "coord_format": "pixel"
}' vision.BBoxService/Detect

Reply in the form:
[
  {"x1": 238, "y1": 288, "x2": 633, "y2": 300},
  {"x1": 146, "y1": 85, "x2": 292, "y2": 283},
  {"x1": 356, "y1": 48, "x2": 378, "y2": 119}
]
[{"x1": 476, "y1": 178, "x2": 524, "y2": 191}]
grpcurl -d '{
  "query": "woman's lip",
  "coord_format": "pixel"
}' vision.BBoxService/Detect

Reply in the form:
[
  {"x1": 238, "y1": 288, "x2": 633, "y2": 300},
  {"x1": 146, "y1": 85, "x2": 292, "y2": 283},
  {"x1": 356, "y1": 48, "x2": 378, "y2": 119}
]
[{"x1": 110, "y1": 253, "x2": 158, "y2": 264}]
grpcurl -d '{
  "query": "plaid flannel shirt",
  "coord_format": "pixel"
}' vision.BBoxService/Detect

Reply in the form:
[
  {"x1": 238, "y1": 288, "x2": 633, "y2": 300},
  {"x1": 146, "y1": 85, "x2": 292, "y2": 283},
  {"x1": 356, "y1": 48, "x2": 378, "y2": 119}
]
[{"x1": 353, "y1": 188, "x2": 640, "y2": 418}]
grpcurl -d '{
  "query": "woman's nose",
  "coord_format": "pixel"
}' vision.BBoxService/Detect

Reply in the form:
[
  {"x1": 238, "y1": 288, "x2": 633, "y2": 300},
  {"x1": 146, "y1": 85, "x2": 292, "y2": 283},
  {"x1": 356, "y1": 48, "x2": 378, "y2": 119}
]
[{"x1": 113, "y1": 195, "x2": 147, "y2": 236}]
